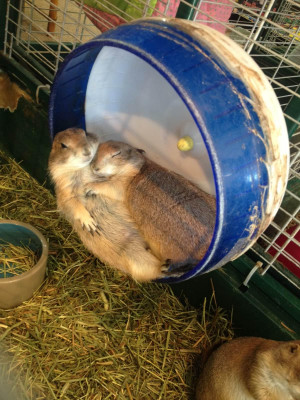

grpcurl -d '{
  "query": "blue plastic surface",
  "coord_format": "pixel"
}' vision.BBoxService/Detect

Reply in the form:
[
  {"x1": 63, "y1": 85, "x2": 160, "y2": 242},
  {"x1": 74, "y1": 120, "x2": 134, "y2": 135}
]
[{"x1": 49, "y1": 20, "x2": 269, "y2": 282}]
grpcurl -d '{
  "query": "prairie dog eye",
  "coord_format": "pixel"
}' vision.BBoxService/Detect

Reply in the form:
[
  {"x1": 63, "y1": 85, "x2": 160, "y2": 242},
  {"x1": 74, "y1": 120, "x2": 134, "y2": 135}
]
[
  {"x1": 61, "y1": 143, "x2": 68, "y2": 149},
  {"x1": 111, "y1": 151, "x2": 121, "y2": 158}
]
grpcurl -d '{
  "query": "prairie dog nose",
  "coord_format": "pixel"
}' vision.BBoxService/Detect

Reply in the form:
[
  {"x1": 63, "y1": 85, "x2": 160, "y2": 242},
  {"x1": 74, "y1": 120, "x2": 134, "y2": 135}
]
[
  {"x1": 83, "y1": 148, "x2": 91, "y2": 157},
  {"x1": 90, "y1": 160, "x2": 99, "y2": 171}
]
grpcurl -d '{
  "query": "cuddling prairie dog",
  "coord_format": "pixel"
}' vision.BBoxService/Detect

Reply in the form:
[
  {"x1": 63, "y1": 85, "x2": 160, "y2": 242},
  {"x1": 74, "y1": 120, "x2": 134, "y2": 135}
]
[
  {"x1": 73, "y1": 196, "x2": 166, "y2": 281},
  {"x1": 196, "y1": 337, "x2": 300, "y2": 400},
  {"x1": 48, "y1": 128, "x2": 166, "y2": 282},
  {"x1": 88, "y1": 140, "x2": 216, "y2": 267},
  {"x1": 48, "y1": 127, "x2": 99, "y2": 232}
]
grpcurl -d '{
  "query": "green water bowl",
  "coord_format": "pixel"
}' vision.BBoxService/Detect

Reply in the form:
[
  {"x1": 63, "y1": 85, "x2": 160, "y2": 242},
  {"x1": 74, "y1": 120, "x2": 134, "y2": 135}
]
[{"x1": 0, "y1": 220, "x2": 48, "y2": 309}]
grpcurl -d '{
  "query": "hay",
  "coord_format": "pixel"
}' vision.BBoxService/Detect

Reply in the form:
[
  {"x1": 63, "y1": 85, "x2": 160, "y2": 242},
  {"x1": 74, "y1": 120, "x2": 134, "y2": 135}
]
[
  {"x1": 0, "y1": 242, "x2": 38, "y2": 277},
  {"x1": 0, "y1": 150, "x2": 233, "y2": 399}
]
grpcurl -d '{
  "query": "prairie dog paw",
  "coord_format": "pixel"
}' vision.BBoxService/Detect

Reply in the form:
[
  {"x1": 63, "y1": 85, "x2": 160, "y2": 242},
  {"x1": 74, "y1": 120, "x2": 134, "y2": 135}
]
[
  {"x1": 159, "y1": 260, "x2": 188, "y2": 278},
  {"x1": 161, "y1": 263, "x2": 170, "y2": 273},
  {"x1": 158, "y1": 262, "x2": 172, "y2": 278},
  {"x1": 84, "y1": 187, "x2": 97, "y2": 198},
  {"x1": 74, "y1": 210, "x2": 99, "y2": 233}
]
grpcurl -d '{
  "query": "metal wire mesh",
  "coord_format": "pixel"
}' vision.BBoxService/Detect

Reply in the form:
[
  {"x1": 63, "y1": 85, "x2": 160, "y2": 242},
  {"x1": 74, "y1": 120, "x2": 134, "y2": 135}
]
[
  {"x1": 3, "y1": 0, "x2": 300, "y2": 287},
  {"x1": 250, "y1": 131, "x2": 300, "y2": 288}
]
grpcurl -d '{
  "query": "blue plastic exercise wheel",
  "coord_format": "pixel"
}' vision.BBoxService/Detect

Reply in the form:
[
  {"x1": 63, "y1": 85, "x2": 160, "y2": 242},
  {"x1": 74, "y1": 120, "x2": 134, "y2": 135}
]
[{"x1": 49, "y1": 18, "x2": 289, "y2": 283}]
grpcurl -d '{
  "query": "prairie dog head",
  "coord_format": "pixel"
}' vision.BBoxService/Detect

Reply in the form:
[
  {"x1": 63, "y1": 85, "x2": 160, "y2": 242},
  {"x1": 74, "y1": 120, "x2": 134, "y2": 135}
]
[
  {"x1": 258, "y1": 340, "x2": 300, "y2": 398},
  {"x1": 49, "y1": 128, "x2": 99, "y2": 175},
  {"x1": 91, "y1": 141, "x2": 145, "y2": 178}
]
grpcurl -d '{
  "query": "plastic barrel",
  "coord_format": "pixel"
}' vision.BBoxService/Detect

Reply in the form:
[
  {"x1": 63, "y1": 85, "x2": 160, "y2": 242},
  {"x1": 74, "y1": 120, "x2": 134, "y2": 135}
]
[{"x1": 49, "y1": 18, "x2": 289, "y2": 282}]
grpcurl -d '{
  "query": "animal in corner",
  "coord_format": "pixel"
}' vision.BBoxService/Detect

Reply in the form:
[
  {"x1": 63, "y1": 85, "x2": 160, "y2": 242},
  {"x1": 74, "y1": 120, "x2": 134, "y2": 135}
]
[
  {"x1": 48, "y1": 128, "x2": 167, "y2": 282},
  {"x1": 195, "y1": 336, "x2": 300, "y2": 400},
  {"x1": 86, "y1": 140, "x2": 216, "y2": 274}
]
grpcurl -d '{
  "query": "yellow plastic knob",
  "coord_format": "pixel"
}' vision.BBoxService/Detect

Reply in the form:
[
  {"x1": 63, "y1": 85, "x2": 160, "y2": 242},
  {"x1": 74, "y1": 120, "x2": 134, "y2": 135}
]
[{"x1": 177, "y1": 136, "x2": 194, "y2": 151}]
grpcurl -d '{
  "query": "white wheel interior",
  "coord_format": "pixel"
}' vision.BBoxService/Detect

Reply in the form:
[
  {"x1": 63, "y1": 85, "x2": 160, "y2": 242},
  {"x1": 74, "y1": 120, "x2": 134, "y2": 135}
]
[{"x1": 85, "y1": 46, "x2": 215, "y2": 195}]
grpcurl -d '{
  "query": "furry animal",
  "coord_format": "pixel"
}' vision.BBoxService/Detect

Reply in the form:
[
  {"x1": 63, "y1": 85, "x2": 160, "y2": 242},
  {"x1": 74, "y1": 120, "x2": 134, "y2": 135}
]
[
  {"x1": 196, "y1": 336, "x2": 300, "y2": 400},
  {"x1": 87, "y1": 140, "x2": 216, "y2": 271},
  {"x1": 48, "y1": 127, "x2": 100, "y2": 232},
  {"x1": 48, "y1": 128, "x2": 166, "y2": 281}
]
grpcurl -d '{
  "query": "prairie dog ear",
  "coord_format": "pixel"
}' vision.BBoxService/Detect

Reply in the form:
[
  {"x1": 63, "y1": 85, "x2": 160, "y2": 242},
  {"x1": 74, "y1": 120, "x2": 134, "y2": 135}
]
[
  {"x1": 136, "y1": 148, "x2": 145, "y2": 154},
  {"x1": 279, "y1": 342, "x2": 300, "y2": 360},
  {"x1": 287, "y1": 343, "x2": 299, "y2": 354}
]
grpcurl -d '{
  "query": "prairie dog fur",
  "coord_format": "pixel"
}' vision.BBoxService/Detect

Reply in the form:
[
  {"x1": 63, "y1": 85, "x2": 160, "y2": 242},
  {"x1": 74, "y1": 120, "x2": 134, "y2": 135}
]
[
  {"x1": 196, "y1": 337, "x2": 300, "y2": 400},
  {"x1": 48, "y1": 127, "x2": 99, "y2": 231},
  {"x1": 48, "y1": 129, "x2": 165, "y2": 282},
  {"x1": 88, "y1": 140, "x2": 216, "y2": 267}
]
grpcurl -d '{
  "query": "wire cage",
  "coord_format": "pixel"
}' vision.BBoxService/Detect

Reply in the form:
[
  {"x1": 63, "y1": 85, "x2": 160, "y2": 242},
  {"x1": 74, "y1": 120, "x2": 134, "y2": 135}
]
[{"x1": 2, "y1": 0, "x2": 300, "y2": 290}]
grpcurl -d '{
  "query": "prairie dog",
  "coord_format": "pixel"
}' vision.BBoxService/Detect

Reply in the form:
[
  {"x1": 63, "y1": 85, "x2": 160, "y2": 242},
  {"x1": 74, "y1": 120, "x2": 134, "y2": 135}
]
[
  {"x1": 48, "y1": 127, "x2": 99, "y2": 232},
  {"x1": 88, "y1": 140, "x2": 216, "y2": 269},
  {"x1": 48, "y1": 128, "x2": 165, "y2": 281},
  {"x1": 196, "y1": 337, "x2": 300, "y2": 400}
]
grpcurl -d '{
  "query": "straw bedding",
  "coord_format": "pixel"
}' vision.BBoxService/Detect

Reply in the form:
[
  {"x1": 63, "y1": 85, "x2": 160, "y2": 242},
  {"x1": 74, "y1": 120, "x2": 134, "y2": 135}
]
[
  {"x1": 0, "y1": 243, "x2": 38, "y2": 277},
  {"x1": 0, "y1": 150, "x2": 233, "y2": 399}
]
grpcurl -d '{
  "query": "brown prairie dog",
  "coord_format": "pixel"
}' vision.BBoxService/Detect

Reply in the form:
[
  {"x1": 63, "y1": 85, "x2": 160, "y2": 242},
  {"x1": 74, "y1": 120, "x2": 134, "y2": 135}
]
[
  {"x1": 48, "y1": 128, "x2": 165, "y2": 282},
  {"x1": 88, "y1": 140, "x2": 216, "y2": 268},
  {"x1": 48, "y1": 127, "x2": 100, "y2": 232},
  {"x1": 196, "y1": 337, "x2": 300, "y2": 400}
]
